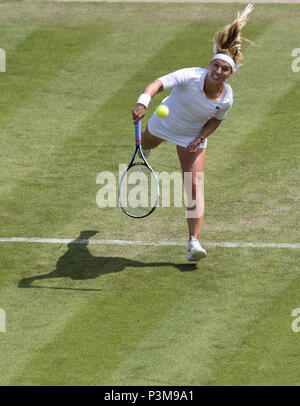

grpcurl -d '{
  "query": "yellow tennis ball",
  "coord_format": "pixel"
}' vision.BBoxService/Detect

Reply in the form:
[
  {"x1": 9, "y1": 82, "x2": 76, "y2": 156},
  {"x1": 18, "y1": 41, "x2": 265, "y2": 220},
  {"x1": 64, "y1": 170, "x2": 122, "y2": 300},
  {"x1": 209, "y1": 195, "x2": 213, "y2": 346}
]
[{"x1": 156, "y1": 104, "x2": 169, "y2": 118}]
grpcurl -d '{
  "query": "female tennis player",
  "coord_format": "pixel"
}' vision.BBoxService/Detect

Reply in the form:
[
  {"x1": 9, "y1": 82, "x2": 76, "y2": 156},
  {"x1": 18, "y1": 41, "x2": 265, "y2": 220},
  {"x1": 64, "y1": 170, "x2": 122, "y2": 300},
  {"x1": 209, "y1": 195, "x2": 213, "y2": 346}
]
[{"x1": 131, "y1": 4, "x2": 254, "y2": 262}]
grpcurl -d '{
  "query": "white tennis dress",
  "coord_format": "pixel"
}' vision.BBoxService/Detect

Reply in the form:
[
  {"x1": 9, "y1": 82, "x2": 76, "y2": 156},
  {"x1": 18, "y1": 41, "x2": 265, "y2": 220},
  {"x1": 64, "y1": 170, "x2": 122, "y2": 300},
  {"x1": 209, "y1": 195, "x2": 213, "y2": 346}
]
[{"x1": 148, "y1": 67, "x2": 233, "y2": 149}]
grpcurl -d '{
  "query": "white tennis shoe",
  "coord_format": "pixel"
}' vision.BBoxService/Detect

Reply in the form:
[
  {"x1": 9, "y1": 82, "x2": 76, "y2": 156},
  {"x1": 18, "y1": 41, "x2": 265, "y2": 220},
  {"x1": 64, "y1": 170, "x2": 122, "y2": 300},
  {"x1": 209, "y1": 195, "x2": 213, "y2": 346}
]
[
  {"x1": 138, "y1": 148, "x2": 152, "y2": 159},
  {"x1": 187, "y1": 236, "x2": 207, "y2": 262}
]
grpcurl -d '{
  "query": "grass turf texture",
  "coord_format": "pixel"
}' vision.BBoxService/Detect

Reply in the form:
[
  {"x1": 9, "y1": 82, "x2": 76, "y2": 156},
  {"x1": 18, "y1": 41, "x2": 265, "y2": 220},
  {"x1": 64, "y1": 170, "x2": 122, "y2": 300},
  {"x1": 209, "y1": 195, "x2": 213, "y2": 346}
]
[{"x1": 0, "y1": 1, "x2": 299, "y2": 385}]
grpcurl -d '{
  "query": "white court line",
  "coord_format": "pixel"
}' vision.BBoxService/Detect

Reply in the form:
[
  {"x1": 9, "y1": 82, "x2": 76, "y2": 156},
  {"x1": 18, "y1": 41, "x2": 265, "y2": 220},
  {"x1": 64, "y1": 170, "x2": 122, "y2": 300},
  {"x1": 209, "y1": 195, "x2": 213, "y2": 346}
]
[
  {"x1": 0, "y1": 237, "x2": 299, "y2": 249},
  {"x1": 54, "y1": 1, "x2": 300, "y2": 3}
]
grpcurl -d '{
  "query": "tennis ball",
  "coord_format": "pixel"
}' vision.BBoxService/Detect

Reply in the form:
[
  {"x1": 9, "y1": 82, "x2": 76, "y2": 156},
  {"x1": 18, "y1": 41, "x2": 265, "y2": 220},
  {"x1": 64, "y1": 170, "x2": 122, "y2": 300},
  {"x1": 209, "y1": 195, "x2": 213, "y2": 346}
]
[{"x1": 156, "y1": 104, "x2": 169, "y2": 118}]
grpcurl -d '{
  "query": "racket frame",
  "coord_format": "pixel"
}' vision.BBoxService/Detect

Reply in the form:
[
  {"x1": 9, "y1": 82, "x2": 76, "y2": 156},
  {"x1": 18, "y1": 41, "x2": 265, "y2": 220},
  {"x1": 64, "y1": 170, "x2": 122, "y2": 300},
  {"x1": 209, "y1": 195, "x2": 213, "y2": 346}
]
[{"x1": 118, "y1": 121, "x2": 159, "y2": 218}]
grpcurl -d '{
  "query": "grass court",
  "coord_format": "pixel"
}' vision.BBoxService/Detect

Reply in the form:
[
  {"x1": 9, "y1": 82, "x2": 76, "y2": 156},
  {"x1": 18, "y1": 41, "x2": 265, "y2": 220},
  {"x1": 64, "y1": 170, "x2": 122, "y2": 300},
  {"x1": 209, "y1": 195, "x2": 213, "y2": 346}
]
[{"x1": 0, "y1": 0, "x2": 299, "y2": 385}]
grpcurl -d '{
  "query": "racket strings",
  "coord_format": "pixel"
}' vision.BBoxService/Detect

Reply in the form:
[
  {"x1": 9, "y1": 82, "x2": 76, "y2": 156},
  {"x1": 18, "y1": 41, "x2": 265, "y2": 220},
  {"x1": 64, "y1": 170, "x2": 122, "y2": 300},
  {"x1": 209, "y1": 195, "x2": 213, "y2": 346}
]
[{"x1": 119, "y1": 163, "x2": 159, "y2": 218}]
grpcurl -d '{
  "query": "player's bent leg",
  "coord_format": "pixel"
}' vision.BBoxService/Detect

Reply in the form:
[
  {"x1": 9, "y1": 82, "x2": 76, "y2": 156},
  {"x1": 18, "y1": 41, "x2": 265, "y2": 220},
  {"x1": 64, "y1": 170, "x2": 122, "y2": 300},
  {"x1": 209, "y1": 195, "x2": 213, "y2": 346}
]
[
  {"x1": 138, "y1": 127, "x2": 165, "y2": 159},
  {"x1": 142, "y1": 126, "x2": 165, "y2": 150}
]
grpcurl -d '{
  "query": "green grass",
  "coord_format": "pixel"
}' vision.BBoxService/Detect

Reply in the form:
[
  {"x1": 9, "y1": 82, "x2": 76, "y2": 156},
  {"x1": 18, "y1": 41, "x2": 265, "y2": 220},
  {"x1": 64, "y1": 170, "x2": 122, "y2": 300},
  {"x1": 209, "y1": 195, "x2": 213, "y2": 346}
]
[{"x1": 0, "y1": 1, "x2": 299, "y2": 386}]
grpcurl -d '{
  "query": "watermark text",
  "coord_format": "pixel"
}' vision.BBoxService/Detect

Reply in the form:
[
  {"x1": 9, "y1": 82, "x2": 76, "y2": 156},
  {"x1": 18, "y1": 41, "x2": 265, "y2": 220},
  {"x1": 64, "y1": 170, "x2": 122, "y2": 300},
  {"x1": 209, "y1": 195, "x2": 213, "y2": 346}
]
[
  {"x1": 0, "y1": 308, "x2": 6, "y2": 333},
  {"x1": 0, "y1": 49, "x2": 6, "y2": 72},
  {"x1": 291, "y1": 48, "x2": 300, "y2": 73},
  {"x1": 291, "y1": 308, "x2": 300, "y2": 333},
  {"x1": 96, "y1": 165, "x2": 205, "y2": 219}
]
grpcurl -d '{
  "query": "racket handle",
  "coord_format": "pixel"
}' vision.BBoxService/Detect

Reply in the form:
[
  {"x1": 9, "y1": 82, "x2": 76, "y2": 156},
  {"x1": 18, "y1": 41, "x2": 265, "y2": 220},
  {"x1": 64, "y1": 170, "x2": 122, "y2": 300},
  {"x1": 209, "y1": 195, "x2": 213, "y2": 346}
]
[{"x1": 135, "y1": 120, "x2": 142, "y2": 144}]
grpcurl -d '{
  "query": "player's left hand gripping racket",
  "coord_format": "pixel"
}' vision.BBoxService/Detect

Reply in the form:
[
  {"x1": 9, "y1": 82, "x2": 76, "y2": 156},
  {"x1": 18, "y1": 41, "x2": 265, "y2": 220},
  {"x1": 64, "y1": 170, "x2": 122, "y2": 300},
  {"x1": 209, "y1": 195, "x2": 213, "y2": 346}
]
[{"x1": 119, "y1": 120, "x2": 159, "y2": 218}]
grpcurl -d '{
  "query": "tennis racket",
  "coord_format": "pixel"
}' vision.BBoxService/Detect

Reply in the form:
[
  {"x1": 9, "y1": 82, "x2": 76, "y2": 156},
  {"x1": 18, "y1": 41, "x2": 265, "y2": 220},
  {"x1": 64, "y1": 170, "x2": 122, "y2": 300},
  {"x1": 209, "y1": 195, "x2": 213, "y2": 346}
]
[{"x1": 119, "y1": 120, "x2": 159, "y2": 218}]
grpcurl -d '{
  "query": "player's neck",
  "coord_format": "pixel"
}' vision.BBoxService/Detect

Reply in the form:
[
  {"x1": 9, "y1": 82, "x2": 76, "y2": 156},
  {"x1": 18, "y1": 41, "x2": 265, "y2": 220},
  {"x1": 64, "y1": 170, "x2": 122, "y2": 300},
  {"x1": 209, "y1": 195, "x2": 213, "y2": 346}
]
[{"x1": 203, "y1": 76, "x2": 224, "y2": 99}]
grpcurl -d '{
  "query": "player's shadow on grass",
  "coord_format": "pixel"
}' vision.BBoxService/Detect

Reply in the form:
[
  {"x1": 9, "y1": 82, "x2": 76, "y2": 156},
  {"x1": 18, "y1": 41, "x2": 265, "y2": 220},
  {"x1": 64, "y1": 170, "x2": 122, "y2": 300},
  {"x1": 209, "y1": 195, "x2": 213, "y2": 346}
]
[{"x1": 18, "y1": 230, "x2": 197, "y2": 291}]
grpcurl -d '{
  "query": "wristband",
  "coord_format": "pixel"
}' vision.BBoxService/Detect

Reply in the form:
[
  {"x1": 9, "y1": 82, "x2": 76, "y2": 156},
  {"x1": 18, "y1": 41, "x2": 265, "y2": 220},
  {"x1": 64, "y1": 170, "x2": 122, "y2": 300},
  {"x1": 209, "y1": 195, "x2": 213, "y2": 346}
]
[{"x1": 137, "y1": 93, "x2": 151, "y2": 108}]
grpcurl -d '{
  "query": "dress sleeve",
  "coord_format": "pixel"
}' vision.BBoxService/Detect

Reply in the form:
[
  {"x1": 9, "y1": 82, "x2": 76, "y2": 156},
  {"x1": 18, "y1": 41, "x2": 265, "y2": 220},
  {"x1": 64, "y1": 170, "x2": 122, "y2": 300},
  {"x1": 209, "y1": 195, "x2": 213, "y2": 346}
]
[
  {"x1": 214, "y1": 85, "x2": 233, "y2": 120},
  {"x1": 158, "y1": 68, "x2": 195, "y2": 90},
  {"x1": 214, "y1": 100, "x2": 233, "y2": 120}
]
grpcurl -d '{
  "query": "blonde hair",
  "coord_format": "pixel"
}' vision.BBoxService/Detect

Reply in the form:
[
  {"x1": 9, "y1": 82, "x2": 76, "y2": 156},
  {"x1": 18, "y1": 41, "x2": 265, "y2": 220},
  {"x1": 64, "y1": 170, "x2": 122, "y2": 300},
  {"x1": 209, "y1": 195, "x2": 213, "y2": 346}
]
[{"x1": 213, "y1": 4, "x2": 254, "y2": 64}]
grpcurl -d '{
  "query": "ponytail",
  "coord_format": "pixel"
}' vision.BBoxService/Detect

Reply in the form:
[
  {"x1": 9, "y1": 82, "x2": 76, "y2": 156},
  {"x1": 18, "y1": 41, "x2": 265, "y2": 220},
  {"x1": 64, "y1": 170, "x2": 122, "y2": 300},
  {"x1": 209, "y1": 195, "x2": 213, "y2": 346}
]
[{"x1": 213, "y1": 4, "x2": 254, "y2": 64}]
